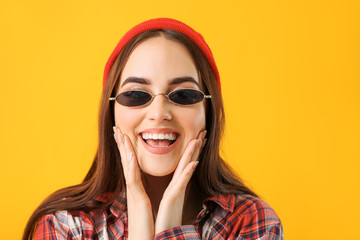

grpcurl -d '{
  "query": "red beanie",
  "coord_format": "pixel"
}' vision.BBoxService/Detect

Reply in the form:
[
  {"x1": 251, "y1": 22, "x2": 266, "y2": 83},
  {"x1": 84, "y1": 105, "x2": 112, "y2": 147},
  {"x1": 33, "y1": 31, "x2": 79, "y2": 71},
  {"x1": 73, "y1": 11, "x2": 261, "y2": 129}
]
[{"x1": 103, "y1": 18, "x2": 220, "y2": 90}]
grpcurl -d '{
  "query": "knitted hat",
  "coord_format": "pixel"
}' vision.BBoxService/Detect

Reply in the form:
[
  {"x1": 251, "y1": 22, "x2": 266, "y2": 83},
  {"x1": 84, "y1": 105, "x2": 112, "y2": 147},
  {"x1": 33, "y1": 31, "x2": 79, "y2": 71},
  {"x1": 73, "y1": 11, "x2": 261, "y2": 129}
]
[{"x1": 103, "y1": 18, "x2": 220, "y2": 90}]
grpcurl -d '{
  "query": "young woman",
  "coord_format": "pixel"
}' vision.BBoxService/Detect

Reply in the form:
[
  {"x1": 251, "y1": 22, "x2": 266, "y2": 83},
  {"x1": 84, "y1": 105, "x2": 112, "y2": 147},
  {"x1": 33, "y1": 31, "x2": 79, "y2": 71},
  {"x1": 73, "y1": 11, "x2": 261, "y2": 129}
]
[{"x1": 24, "y1": 18, "x2": 283, "y2": 240}]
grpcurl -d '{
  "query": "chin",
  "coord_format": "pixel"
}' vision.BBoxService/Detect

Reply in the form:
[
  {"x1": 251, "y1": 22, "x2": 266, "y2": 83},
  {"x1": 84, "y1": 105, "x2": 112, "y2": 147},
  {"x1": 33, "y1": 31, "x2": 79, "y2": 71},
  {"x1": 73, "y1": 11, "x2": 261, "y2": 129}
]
[
  {"x1": 137, "y1": 151, "x2": 179, "y2": 176},
  {"x1": 139, "y1": 162, "x2": 176, "y2": 177}
]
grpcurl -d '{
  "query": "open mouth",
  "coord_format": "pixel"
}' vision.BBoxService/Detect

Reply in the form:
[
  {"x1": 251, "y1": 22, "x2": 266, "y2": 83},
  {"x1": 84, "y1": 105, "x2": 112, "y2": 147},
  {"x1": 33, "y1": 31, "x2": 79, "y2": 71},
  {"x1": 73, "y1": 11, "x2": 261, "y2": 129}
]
[{"x1": 141, "y1": 132, "x2": 178, "y2": 148}]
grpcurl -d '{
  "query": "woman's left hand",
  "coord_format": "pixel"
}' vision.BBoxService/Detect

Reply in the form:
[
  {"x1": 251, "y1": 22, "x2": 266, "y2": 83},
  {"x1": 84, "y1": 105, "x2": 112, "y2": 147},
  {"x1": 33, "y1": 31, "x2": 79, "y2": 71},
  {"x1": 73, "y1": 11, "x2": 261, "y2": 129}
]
[{"x1": 154, "y1": 130, "x2": 206, "y2": 234}]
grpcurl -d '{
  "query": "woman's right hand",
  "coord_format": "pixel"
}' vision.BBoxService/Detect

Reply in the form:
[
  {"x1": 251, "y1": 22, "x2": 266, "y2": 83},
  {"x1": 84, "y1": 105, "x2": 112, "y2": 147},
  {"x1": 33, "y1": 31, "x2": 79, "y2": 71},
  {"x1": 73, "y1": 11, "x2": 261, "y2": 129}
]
[{"x1": 113, "y1": 126, "x2": 154, "y2": 240}]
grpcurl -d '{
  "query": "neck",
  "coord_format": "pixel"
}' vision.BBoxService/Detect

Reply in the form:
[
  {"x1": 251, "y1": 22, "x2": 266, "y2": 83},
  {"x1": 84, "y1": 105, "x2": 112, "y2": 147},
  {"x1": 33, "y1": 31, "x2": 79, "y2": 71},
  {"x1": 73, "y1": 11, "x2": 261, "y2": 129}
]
[
  {"x1": 141, "y1": 172, "x2": 204, "y2": 224},
  {"x1": 142, "y1": 172, "x2": 173, "y2": 217}
]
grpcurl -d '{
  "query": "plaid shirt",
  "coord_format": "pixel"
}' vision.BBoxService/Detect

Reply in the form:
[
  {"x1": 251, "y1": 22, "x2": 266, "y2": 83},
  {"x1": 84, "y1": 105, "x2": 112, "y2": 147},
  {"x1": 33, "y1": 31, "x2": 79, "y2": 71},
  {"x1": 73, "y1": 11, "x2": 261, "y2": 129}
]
[{"x1": 33, "y1": 193, "x2": 283, "y2": 239}]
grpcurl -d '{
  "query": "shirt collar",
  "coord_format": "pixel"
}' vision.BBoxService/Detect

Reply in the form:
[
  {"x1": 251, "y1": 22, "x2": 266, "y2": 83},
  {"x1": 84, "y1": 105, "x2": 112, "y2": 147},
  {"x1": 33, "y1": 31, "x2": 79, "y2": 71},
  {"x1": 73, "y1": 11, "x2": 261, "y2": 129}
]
[
  {"x1": 204, "y1": 194, "x2": 236, "y2": 212},
  {"x1": 96, "y1": 192, "x2": 236, "y2": 218},
  {"x1": 95, "y1": 192, "x2": 127, "y2": 218}
]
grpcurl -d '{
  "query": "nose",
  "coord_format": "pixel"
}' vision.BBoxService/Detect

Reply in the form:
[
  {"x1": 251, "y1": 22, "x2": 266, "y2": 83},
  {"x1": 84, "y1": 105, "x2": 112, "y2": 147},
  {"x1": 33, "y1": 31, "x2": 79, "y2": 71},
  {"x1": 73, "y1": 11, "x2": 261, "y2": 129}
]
[{"x1": 146, "y1": 93, "x2": 172, "y2": 122}]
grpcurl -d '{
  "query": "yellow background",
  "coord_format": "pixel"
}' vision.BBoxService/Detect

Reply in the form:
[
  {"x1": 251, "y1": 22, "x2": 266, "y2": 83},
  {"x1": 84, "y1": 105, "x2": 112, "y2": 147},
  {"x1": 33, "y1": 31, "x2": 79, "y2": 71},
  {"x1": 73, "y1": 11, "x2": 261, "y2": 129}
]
[{"x1": 1, "y1": 0, "x2": 359, "y2": 239}]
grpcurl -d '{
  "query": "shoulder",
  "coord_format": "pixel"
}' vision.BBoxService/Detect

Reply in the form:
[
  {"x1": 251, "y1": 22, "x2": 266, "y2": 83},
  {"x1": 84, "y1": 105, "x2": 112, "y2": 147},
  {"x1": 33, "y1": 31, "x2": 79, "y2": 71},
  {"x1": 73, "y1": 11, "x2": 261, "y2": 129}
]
[
  {"x1": 33, "y1": 193, "x2": 127, "y2": 239},
  {"x1": 205, "y1": 194, "x2": 283, "y2": 240},
  {"x1": 233, "y1": 194, "x2": 279, "y2": 218},
  {"x1": 231, "y1": 194, "x2": 283, "y2": 239},
  {"x1": 34, "y1": 211, "x2": 86, "y2": 239},
  {"x1": 33, "y1": 210, "x2": 92, "y2": 239},
  {"x1": 33, "y1": 211, "x2": 73, "y2": 239}
]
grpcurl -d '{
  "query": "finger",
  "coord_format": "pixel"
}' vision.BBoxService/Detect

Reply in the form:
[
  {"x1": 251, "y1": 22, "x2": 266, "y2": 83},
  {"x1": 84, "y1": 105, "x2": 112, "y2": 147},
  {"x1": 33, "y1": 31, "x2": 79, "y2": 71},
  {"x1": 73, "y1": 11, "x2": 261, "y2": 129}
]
[
  {"x1": 113, "y1": 127, "x2": 139, "y2": 186},
  {"x1": 196, "y1": 129, "x2": 207, "y2": 140},
  {"x1": 173, "y1": 130, "x2": 205, "y2": 177},
  {"x1": 202, "y1": 138, "x2": 207, "y2": 149},
  {"x1": 114, "y1": 127, "x2": 142, "y2": 188},
  {"x1": 123, "y1": 134, "x2": 140, "y2": 182},
  {"x1": 113, "y1": 126, "x2": 129, "y2": 175},
  {"x1": 172, "y1": 139, "x2": 199, "y2": 181},
  {"x1": 196, "y1": 129, "x2": 207, "y2": 151},
  {"x1": 190, "y1": 138, "x2": 203, "y2": 163},
  {"x1": 122, "y1": 134, "x2": 148, "y2": 200},
  {"x1": 171, "y1": 160, "x2": 199, "y2": 194},
  {"x1": 194, "y1": 130, "x2": 207, "y2": 159}
]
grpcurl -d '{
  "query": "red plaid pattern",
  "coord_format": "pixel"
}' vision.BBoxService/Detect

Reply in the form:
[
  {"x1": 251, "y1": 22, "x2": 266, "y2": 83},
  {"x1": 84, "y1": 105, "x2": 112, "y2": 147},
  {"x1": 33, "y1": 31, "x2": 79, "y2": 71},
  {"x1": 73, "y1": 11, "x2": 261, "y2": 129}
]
[{"x1": 33, "y1": 193, "x2": 283, "y2": 239}]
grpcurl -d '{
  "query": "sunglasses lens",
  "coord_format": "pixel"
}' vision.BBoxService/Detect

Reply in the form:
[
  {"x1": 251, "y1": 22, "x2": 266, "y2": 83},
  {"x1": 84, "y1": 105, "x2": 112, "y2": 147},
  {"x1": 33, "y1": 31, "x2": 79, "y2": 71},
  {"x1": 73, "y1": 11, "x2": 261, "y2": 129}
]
[
  {"x1": 116, "y1": 91, "x2": 152, "y2": 107},
  {"x1": 168, "y1": 89, "x2": 204, "y2": 105}
]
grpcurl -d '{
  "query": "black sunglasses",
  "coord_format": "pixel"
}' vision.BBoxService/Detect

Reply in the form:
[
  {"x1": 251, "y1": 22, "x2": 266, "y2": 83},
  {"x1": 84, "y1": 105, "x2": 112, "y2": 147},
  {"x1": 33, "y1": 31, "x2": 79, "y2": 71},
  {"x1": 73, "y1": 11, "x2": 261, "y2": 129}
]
[{"x1": 109, "y1": 89, "x2": 211, "y2": 107}]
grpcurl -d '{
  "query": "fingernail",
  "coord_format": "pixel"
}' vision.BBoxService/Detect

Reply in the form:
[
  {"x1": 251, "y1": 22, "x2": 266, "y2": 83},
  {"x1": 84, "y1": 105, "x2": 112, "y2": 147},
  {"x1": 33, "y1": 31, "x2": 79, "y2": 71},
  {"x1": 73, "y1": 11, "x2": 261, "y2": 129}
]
[
  {"x1": 128, "y1": 152, "x2": 133, "y2": 162},
  {"x1": 113, "y1": 133, "x2": 117, "y2": 142},
  {"x1": 113, "y1": 126, "x2": 116, "y2": 134},
  {"x1": 193, "y1": 161, "x2": 199, "y2": 170},
  {"x1": 202, "y1": 138, "x2": 207, "y2": 148},
  {"x1": 197, "y1": 139, "x2": 202, "y2": 148},
  {"x1": 120, "y1": 132, "x2": 125, "y2": 143}
]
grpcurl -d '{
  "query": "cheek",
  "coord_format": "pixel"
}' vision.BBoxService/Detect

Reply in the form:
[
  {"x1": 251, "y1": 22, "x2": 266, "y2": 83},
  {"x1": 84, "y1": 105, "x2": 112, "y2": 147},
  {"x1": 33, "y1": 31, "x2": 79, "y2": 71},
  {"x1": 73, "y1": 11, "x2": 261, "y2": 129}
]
[
  {"x1": 193, "y1": 110, "x2": 206, "y2": 130},
  {"x1": 114, "y1": 107, "x2": 141, "y2": 136},
  {"x1": 177, "y1": 106, "x2": 206, "y2": 136}
]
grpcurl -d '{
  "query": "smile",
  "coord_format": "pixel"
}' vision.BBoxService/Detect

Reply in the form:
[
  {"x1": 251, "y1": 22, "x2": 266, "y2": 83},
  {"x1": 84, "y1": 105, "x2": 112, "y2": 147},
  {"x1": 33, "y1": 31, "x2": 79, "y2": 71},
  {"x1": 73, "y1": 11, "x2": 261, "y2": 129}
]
[
  {"x1": 142, "y1": 132, "x2": 177, "y2": 147},
  {"x1": 139, "y1": 129, "x2": 180, "y2": 154}
]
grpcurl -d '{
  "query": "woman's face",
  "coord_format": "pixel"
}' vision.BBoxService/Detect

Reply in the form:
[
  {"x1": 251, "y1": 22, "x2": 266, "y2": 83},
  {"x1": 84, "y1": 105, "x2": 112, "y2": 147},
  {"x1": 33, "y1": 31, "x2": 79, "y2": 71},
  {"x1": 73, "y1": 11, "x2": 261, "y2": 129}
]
[{"x1": 114, "y1": 36, "x2": 206, "y2": 176}]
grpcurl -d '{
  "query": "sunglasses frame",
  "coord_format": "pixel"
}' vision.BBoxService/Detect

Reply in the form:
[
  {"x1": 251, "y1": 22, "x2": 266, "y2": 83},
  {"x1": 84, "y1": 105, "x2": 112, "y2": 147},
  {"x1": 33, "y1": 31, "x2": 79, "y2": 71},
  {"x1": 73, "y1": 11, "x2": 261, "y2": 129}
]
[{"x1": 109, "y1": 88, "x2": 211, "y2": 107}]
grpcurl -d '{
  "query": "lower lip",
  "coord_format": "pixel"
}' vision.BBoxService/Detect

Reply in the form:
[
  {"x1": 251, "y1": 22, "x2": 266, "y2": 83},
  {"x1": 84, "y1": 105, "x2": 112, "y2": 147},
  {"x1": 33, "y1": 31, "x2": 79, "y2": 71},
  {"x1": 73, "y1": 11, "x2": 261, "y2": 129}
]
[{"x1": 139, "y1": 135, "x2": 179, "y2": 154}]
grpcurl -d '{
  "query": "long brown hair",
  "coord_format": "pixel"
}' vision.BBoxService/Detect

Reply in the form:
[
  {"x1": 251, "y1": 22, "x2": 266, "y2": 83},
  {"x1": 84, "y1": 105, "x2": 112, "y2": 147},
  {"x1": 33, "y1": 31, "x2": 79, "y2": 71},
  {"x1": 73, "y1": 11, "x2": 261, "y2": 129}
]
[{"x1": 23, "y1": 29, "x2": 257, "y2": 239}]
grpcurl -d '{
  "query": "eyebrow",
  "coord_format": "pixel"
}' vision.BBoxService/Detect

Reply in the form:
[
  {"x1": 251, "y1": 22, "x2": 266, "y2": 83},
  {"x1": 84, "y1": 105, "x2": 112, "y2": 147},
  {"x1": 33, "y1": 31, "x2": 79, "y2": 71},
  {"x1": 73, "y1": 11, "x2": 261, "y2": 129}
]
[
  {"x1": 121, "y1": 77, "x2": 150, "y2": 87},
  {"x1": 170, "y1": 77, "x2": 199, "y2": 86},
  {"x1": 121, "y1": 76, "x2": 199, "y2": 87}
]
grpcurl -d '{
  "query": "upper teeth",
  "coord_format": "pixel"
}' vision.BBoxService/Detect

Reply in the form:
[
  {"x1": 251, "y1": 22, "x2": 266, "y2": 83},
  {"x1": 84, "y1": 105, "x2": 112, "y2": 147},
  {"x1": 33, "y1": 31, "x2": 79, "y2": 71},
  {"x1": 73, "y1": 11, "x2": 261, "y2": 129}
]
[{"x1": 142, "y1": 133, "x2": 177, "y2": 140}]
